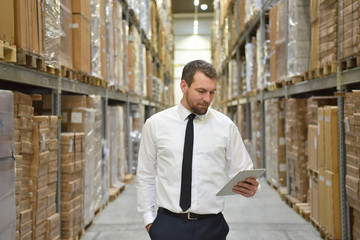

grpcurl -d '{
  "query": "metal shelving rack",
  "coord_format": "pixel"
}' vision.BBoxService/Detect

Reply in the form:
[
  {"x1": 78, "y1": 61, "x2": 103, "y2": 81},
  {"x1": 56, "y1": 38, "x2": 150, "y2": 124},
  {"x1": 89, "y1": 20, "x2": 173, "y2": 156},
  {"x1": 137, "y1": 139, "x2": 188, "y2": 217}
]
[
  {"x1": 214, "y1": 0, "x2": 355, "y2": 239},
  {"x1": 0, "y1": 0, "x2": 173, "y2": 230}
]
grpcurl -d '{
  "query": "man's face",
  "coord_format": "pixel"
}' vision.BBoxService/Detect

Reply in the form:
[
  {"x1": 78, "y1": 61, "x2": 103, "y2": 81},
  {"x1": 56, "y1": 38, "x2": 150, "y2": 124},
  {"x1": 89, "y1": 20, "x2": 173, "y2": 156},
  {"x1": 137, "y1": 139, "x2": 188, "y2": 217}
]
[{"x1": 181, "y1": 71, "x2": 217, "y2": 115}]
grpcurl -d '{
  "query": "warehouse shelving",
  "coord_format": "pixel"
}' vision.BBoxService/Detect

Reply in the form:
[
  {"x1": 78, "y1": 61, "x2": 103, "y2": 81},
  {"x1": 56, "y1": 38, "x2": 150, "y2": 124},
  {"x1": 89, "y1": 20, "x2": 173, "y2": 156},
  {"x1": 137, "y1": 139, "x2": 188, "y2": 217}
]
[
  {"x1": 0, "y1": 0, "x2": 174, "y2": 238},
  {"x1": 212, "y1": 0, "x2": 359, "y2": 239}
]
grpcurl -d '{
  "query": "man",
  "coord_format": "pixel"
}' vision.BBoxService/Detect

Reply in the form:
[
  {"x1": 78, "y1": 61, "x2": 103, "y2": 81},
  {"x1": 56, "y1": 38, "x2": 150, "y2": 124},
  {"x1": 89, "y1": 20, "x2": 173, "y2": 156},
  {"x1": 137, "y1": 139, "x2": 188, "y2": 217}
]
[{"x1": 137, "y1": 60, "x2": 259, "y2": 240}]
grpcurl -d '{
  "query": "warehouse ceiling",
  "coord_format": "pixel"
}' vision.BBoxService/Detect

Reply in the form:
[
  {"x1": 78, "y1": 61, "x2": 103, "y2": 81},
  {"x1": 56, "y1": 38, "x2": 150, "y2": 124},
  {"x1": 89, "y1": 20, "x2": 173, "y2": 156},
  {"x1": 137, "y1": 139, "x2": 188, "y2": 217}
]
[{"x1": 172, "y1": 0, "x2": 214, "y2": 14}]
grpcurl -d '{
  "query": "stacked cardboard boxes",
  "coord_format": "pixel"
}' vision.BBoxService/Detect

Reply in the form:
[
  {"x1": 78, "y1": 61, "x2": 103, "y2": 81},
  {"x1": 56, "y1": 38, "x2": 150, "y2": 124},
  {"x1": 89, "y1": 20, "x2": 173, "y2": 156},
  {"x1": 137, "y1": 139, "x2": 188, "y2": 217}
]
[
  {"x1": 0, "y1": 90, "x2": 16, "y2": 240},
  {"x1": 265, "y1": 99, "x2": 286, "y2": 188},
  {"x1": 251, "y1": 102, "x2": 262, "y2": 169},
  {"x1": 319, "y1": 0, "x2": 338, "y2": 66},
  {"x1": 61, "y1": 132, "x2": 85, "y2": 240},
  {"x1": 14, "y1": 0, "x2": 43, "y2": 55},
  {"x1": 287, "y1": 0, "x2": 310, "y2": 78},
  {"x1": 317, "y1": 105, "x2": 341, "y2": 239},
  {"x1": 246, "y1": 37, "x2": 257, "y2": 93},
  {"x1": 31, "y1": 116, "x2": 60, "y2": 240},
  {"x1": 13, "y1": 92, "x2": 34, "y2": 240},
  {"x1": 286, "y1": 98, "x2": 308, "y2": 202},
  {"x1": 345, "y1": 91, "x2": 360, "y2": 239},
  {"x1": 307, "y1": 97, "x2": 337, "y2": 226},
  {"x1": 310, "y1": 0, "x2": 319, "y2": 70},
  {"x1": 340, "y1": 0, "x2": 359, "y2": 60},
  {"x1": 60, "y1": 0, "x2": 73, "y2": 70}
]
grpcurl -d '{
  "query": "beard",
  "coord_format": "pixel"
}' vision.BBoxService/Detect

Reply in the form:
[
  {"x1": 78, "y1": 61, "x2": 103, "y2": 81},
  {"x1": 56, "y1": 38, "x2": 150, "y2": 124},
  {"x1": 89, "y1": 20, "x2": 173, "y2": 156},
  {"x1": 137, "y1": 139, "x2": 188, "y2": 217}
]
[{"x1": 185, "y1": 93, "x2": 209, "y2": 115}]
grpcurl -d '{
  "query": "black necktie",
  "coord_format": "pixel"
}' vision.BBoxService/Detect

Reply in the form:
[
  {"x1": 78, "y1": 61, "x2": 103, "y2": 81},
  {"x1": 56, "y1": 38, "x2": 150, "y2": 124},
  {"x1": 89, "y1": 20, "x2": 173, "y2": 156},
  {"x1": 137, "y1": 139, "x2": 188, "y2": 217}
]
[{"x1": 180, "y1": 113, "x2": 196, "y2": 212}]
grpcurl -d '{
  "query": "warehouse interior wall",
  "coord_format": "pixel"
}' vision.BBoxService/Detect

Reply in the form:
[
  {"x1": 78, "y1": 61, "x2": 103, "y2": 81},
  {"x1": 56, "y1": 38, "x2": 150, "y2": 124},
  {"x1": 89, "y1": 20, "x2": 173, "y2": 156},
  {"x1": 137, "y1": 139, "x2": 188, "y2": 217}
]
[{"x1": 173, "y1": 14, "x2": 213, "y2": 104}]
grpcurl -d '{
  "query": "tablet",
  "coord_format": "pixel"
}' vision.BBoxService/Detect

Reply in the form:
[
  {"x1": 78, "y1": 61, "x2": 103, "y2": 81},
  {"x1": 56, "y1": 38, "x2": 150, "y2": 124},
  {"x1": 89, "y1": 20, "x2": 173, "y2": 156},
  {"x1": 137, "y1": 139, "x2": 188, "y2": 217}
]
[{"x1": 216, "y1": 168, "x2": 266, "y2": 196}]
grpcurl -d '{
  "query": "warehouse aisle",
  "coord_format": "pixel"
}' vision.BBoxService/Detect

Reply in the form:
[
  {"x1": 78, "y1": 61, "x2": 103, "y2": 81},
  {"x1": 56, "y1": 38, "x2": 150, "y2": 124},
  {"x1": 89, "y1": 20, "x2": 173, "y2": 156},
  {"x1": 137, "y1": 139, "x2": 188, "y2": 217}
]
[{"x1": 81, "y1": 178, "x2": 322, "y2": 240}]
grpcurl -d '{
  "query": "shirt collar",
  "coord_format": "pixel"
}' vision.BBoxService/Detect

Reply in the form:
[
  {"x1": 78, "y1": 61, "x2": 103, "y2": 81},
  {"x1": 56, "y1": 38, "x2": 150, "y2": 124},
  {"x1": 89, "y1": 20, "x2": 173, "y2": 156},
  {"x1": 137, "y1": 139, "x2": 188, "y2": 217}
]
[{"x1": 177, "y1": 102, "x2": 209, "y2": 121}]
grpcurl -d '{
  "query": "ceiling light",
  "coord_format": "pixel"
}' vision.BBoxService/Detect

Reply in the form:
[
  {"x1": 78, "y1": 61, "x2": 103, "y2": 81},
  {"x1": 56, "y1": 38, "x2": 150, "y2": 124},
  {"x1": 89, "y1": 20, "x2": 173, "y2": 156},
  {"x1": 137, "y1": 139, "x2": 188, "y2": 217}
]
[
  {"x1": 194, "y1": 0, "x2": 199, "y2": 6},
  {"x1": 200, "y1": 4, "x2": 208, "y2": 10}
]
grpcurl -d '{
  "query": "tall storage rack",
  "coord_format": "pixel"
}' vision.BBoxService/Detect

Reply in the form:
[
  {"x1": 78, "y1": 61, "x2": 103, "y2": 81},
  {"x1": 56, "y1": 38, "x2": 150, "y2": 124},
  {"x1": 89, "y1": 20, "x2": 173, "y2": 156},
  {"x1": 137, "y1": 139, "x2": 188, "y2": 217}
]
[
  {"x1": 0, "y1": 0, "x2": 173, "y2": 239},
  {"x1": 212, "y1": 0, "x2": 360, "y2": 239}
]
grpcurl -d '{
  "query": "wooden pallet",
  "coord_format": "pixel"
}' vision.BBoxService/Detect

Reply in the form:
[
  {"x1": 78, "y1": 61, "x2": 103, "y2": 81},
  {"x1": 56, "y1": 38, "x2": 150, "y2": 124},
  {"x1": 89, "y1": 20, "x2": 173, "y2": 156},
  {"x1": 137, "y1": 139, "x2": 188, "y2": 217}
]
[
  {"x1": 278, "y1": 187, "x2": 287, "y2": 201},
  {"x1": 61, "y1": 65, "x2": 77, "y2": 80},
  {"x1": 283, "y1": 75, "x2": 304, "y2": 87},
  {"x1": 125, "y1": 173, "x2": 134, "y2": 184},
  {"x1": 304, "y1": 69, "x2": 318, "y2": 80},
  {"x1": 0, "y1": 40, "x2": 16, "y2": 62},
  {"x1": 310, "y1": 216, "x2": 321, "y2": 232},
  {"x1": 46, "y1": 65, "x2": 60, "y2": 76},
  {"x1": 293, "y1": 203, "x2": 311, "y2": 222},
  {"x1": 268, "y1": 82, "x2": 282, "y2": 91},
  {"x1": 340, "y1": 55, "x2": 358, "y2": 71},
  {"x1": 317, "y1": 61, "x2": 337, "y2": 77},
  {"x1": 285, "y1": 195, "x2": 301, "y2": 208},
  {"x1": 309, "y1": 168, "x2": 319, "y2": 179},
  {"x1": 16, "y1": 48, "x2": 45, "y2": 71}
]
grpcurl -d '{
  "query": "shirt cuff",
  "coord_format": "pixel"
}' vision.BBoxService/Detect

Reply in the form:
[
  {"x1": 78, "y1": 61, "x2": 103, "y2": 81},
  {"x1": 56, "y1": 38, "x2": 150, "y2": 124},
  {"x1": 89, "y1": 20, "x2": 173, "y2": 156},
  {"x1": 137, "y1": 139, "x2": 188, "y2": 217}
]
[{"x1": 143, "y1": 210, "x2": 156, "y2": 227}]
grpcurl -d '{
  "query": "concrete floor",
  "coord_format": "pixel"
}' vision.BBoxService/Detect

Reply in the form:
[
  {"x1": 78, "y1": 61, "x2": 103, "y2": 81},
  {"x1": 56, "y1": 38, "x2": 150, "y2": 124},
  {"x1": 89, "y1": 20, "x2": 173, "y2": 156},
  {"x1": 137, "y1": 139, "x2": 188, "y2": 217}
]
[{"x1": 81, "y1": 178, "x2": 322, "y2": 240}]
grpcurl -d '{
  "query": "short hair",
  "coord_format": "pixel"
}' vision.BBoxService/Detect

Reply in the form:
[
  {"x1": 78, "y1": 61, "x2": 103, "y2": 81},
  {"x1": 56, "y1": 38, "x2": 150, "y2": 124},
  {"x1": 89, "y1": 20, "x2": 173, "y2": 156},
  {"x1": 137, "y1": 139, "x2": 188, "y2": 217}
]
[{"x1": 181, "y1": 60, "x2": 217, "y2": 87}]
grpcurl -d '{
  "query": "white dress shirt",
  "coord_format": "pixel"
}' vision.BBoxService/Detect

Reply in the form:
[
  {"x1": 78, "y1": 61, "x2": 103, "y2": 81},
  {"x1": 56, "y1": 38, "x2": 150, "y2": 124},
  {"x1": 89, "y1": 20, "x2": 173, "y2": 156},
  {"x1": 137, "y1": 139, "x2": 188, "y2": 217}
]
[{"x1": 136, "y1": 103, "x2": 254, "y2": 226}]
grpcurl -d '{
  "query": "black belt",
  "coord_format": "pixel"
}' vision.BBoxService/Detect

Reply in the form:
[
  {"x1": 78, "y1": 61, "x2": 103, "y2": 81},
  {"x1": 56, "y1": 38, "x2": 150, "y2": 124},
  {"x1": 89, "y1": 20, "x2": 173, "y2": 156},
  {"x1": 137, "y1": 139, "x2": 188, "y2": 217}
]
[{"x1": 158, "y1": 207, "x2": 218, "y2": 220}]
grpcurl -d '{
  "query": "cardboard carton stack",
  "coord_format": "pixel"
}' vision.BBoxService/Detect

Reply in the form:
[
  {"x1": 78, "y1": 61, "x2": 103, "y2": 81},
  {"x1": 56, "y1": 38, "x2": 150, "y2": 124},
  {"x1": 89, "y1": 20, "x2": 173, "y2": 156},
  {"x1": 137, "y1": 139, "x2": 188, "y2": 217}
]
[
  {"x1": 14, "y1": 0, "x2": 43, "y2": 55},
  {"x1": 310, "y1": 0, "x2": 319, "y2": 70},
  {"x1": 287, "y1": 0, "x2": 310, "y2": 78},
  {"x1": 307, "y1": 96, "x2": 337, "y2": 225},
  {"x1": 61, "y1": 132, "x2": 85, "y2": 240},
  {"x1": 340, "y1": 0, "x2": 359, "y2": 60},
  {"x1": 31, "y1": 116, "x2": 60, "y2": 240},
  {"x1": 246, "y1": 37, "x2": 257, "y2": 93},
  {"x1": 317, "y1": 105, "x2": 341, "y2": 239},
  {"x1": 71, "y1": 0, "x2": 91, "y2": 74},
  {"x1": 13, "y1": 92, "x2": 34, "y2": 240},
  {"x1": 251, "y1": 102, "x2": 262, "y2": 168},
  {"x1": 60, "y1": 0, "x2": 73, "y2": 70},
  {"x1": 344, "y1": 91, "x2": 360, "y2": 239},
  {"x1": 265, "y1": 99, "x2": 286, "y2": 188},
  {"x1": 319, "y1": 0, "x2": 338, "y2": 66},
  {"x1": 285, "y1": 98, "x2": 308, "y2": 202},
  {"x1": 0, "y1": 90, "x2": 16, "y2": 240},
  {"x1": 236, "y1": 104, "x2": 247, "y2": 141},
  {"x1": 128, "y1": 25, "x2": 141, "y2": 96}
]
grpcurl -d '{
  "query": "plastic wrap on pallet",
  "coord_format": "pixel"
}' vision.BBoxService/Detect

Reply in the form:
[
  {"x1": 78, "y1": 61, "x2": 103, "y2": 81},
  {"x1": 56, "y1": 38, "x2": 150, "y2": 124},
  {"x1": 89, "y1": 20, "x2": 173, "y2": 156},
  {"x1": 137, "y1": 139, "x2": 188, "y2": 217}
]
[
  {"x1": 105, "y1": 0, "x2": 115, "y2": 87},
  {"x1": 140, "y1": 0, "x2": 151, "y2": 39},
  {"x1": 129, "y1": 0, "x2": 140, "y2": 19},
  {"x1": 83, "y1": 108, "x2": 96, "y2": 227},
  {"x1": 122, "y1": 20, "x2": 129, "y2": 92},
  {"x1": 109, "y1": 106, "x2": 126, "y2": 186},
  {"x1": 0, "y1": 90, "x2": 15, "y2": 240},
  {"x1": 92, "y1": 96, "x2": 104, "y2": 212},
  {"x1": 114, "y1": 2, "x2": 124, "y2": 91},
  {"x1": 265, "y1": 99, "x2": 286, "y2": 188},
  {"x1": 287, "y1": 0, "x2": 310, "y2": 77},
  {"x1": 245, "y1": 42, "x2": 256, "y2": 93},
  {"x1": 256, "y1": 28, "x2": 264, "y2": 90},
  {"x1": 60, "y1": 2, "x2": 73, "y2": 69},
  {"x1": 245, "y1": 0, "x2": 261, "y2": 24},
  {"x1": 251, "y1": 101, "x2": 262, "y2": 168},
  {"x1": 140, "y1": 44, "x2": 146, "y2": 98},
  {"x1": 90, "y1": 0, "x2": 102, "y2": 79},
  {"x1": 43, "y1": 0, "x2": 61, "y2": 69}
]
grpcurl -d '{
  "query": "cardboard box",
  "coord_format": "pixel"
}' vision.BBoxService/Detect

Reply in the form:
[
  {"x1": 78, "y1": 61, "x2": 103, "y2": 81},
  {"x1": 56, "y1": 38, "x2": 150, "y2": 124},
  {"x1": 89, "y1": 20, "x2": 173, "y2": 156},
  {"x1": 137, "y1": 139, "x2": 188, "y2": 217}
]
[
  {"x1": 0, "y1": 0, "x2": 14, "y2": 43},
  {"x1": 324, "y1": 106, "x2": 338, "y2": 172},
  {"x1": 308, "y1": 124, "x2": 318, "y2": 170},
  {"x1": 310, "y1": 176, "x2": 319, "y2": 222},
  {"x1": 72, "y1": 14, "x2": 91, "y2": 73},
  {"x1": 318, "y1": 108, "x2": 325, "y2": 169},
  {"x1": 72, "y1": 0, "x2": 90, "y2": 21},
  {"x1": 325, "y1": 170, "x2": 341, "y2": 239},
  {"x1": 60, "y1": 1, "x2": 73, "y2": 69},
  {"x1": 319, "y1": 169, "x2": 327, "y2": 229}
]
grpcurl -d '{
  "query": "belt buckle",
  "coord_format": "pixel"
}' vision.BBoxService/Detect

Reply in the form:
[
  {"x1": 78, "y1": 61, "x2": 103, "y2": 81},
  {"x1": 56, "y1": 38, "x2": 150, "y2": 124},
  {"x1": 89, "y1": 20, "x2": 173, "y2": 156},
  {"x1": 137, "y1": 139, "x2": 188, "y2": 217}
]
[{"x1": 187, "y1": 212, "x2": 198, "y2": 220}]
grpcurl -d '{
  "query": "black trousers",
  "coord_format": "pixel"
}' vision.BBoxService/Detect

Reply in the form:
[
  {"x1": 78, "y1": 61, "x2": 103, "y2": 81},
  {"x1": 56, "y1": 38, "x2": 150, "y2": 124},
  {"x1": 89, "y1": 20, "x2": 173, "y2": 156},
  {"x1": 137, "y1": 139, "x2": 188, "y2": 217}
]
[{"x1": 148, "y1": 209, "x2": 229, "y2": 240}]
